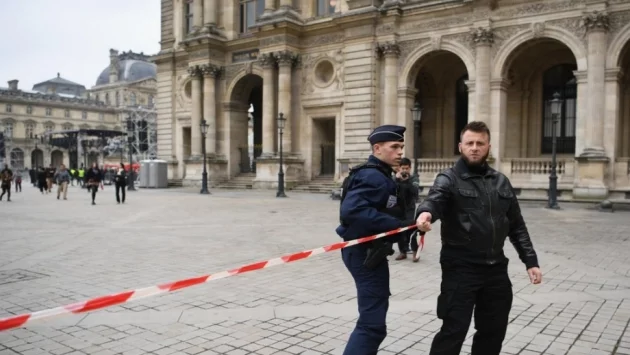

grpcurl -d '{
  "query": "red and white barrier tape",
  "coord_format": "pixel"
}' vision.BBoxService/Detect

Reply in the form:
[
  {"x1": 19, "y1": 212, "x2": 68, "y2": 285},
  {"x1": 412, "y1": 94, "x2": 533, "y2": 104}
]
[{"x1": 0, "y1": 225, "x2": 421, "y2": 332}]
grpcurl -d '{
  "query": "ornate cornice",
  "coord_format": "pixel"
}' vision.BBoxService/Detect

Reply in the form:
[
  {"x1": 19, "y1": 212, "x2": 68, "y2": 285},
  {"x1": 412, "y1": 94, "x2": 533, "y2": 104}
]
[
  {"x1": 0, "y1": 89, "x2": 114, "y2": 112},
  {"x1": 581, "y1": 10, "x2": 610, "y2": 32},
  {"x1": 258, "y1": 52, "x2": 277, "y2": 69},
  {"x1": 187, "y1": 65, "x2": 203, "y2": 78},
  {"x1": 274, "y1": 51, "x2": 299, "y2": 67},
  {"x1": 471, "y1": 27, "x2": 494, "y2": 46},
  {"x1": 376, "y1": 42, "x2": 401, "y2": 58},
  {"x1": 201, "y1": 64, "x2": 223, "y2": 79}
]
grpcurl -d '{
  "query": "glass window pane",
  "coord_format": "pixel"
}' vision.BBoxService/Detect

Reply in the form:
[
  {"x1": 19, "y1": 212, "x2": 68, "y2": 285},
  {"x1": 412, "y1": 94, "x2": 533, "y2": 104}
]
[
  {"x1": 256, "y1": 0, "x2": 265, "y2": 16},
  {"x1": 317, "y1": 0, "x2": 326, "y2": 16},
  {"x1": 247, "y1": 1, "x2": 256, "y2": 28}
]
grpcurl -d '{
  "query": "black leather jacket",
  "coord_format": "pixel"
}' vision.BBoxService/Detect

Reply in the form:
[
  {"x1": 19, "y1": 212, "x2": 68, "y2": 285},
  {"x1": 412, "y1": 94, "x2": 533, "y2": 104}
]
[{"x1": 416, "y1": 158, "x2": 539, "y2": 269}]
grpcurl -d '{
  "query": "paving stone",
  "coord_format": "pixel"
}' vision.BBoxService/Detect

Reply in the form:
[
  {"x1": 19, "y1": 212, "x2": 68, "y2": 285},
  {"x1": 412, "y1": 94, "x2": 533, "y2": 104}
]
[{"x1": 1, "y1": 187, "x2": 630, "y2": 354}]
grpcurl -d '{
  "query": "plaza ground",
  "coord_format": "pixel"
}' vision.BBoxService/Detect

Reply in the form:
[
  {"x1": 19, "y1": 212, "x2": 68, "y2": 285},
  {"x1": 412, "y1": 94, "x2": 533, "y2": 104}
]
[{"x1": 1, "y1": 183, "x2": 630, "y2": 354}]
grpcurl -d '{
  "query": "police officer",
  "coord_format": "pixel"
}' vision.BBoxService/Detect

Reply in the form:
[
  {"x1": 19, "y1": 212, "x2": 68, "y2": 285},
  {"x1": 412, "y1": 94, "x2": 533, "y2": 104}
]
[
  {"x1": 337, "y1": 125, "x2": 420, "y2": 355},
  {"x1": 416, "y1": 121, "x2": 542, "y2": 355}
]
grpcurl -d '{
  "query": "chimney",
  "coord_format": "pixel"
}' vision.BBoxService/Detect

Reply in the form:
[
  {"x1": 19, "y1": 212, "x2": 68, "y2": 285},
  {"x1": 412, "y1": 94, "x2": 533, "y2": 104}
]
[
  {"x1": 109, "y1": 48, "x2": 119, "y2": 84},
  {"x1": 7, "y1": 80, "x2": 18, "y2": 91}
]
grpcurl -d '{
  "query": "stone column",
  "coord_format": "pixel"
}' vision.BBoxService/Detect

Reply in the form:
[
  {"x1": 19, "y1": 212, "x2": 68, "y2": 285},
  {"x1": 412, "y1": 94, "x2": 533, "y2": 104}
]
[
  {"x1": 582, "y1": 11, "x2": 609, "y2": 156},
  {"x1": 193, "y1": 0, "x2": 203, "y2": 31},
  {"x1": 259, "y1": 53, "x2": 277, "y2": 156},
  {"x1": 582, "y1": 11, "x2": 609, "y2": 157},
  {"x1": 264, "y1": 0, "x2": 275, "y2": 13},
  {"x1": 572, "y1": 11, "x2": 610, "y2": 200},
  {"x1": 203, "y1": 0, "x2": 216, "y2": 27},
  {"x1": 188, "y1": 66, "x2": 203, "y2": 158},
  {"x1": 378, "y1": 42, "x2": 400, "y2": 126},
  {"x1": 202, "y1": 64, "x2": 221, "y2": 155},
  {"x1": 275, "y1": 51, "x2": 297, "y2": 153},
  {"x1": 489, "y1": 79, "x2": 509, "y2": 170},
  {"x1": 471, "y1": 27, "x2": 493, "y2": 124},
  {"x1": 279, "y1": 0, "x2": 292, "y2": 7}
]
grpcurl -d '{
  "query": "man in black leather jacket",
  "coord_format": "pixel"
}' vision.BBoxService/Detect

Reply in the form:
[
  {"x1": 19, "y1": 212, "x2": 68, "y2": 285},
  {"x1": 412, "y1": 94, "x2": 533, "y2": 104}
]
[{"x1": 416, "y1": 121, "x2": 542, "y2": 355}]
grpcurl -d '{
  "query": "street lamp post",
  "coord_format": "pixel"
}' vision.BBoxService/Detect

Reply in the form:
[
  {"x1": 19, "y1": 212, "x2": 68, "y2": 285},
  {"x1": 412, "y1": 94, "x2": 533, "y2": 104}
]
[
  {"x1": 547, "y1": 91, "x2": 562, "y2": 209},
  {"x1": 200, "y1": 119, "x2": 210, "y2": 194},
  {"x1": 276, "y1": 113, "x2": 287, "y2": 198},
  {"x1": 126, "y1": 116, "x2": 136, "y2": 191},
  {"x1": 410, "y1": 101, "x2": 423, "y2": 179}
]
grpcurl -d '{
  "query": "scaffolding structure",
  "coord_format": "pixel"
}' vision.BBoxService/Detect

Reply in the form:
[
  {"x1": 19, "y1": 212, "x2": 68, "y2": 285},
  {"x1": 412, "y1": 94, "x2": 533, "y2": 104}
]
[{"x1": 102, "y1": 106, "x2": 157, "y2": 162}]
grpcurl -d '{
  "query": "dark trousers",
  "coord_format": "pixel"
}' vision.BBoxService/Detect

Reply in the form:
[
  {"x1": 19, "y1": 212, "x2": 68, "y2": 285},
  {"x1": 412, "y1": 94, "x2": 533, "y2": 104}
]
[
  {"x1": 341, "y1": 246, "x2": 390, "y2": 355},
  {"x1": 38, "y1": 181, "x2": 46, "y2": 193},
  {"x1": 115, "y1": 182, "x2": 126, "y2": 203},
  {"x1": 0, "y1": 185, "x2": 10, "y2": 200},
  {"x1": 15, "y1": 181, "x2": 21, "y2": 192},
  {"x1": 89, "y1": 185, "x2": 98, "y2": 202},
  {"x1": 430, "y1": 259, "x2": 513, "y2": 355},
  {"x1": 397, "y1": 229, "x2": 418, "y2": 253}
]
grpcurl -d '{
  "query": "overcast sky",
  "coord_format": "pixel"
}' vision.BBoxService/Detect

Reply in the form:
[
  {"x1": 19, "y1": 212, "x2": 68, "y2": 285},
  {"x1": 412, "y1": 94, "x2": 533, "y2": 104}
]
[{"x1": 0, "y1": 0, "x2": 161, "y2": 91}]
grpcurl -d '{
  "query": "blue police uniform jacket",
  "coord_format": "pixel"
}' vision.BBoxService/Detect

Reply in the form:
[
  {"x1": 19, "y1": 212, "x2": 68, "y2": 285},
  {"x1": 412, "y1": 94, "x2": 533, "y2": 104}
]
[{"x1": 336, "y1": 155, "x2": 409, "y2": 241}]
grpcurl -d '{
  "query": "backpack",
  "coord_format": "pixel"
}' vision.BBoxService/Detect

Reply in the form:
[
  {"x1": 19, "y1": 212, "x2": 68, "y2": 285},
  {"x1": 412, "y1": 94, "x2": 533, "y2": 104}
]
[{"x1": 339, "y1": 162, "x2": 392, "y2": 223}]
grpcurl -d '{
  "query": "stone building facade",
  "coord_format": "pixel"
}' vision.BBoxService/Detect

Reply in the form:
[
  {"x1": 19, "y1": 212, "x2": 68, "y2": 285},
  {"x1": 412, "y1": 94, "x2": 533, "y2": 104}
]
[
  {"x1": 0, "y1": 77, "x2": 118, "y2": 170},
  {"x1": 155, "y1": 0, "x2": 630, "y2": 201},
  {"x1": 89, "y1": 49, "x2": 157, "y2": 109}
]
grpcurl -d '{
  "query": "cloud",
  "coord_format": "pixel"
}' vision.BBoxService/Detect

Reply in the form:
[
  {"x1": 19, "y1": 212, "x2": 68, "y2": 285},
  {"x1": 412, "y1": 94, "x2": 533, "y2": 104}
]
[{"x1": 0, "y1": 0, "x2": 160, "y2": 90}]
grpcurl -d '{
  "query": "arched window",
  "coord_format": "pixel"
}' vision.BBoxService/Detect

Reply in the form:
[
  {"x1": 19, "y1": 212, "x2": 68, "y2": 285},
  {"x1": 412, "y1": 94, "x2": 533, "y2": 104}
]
[
  {"x1": 10, "y1": 148, "x2": 24, "y2": 169},
  {"x1": 542, "y1": 64, "x2": 577, "y2": 154},
  {"x1": 105, "y1": 93, "x2": 110, "y2": 105},
  {"x1": 115, "y1": 91, "x2": 120, "y2": 106},
  {"x1": 130, "y1": 92, "x2": 137, "y2": 106}
]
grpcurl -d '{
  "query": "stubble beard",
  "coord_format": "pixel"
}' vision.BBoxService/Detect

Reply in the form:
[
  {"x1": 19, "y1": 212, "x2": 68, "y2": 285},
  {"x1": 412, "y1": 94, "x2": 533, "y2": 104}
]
[{"x1": 462, "y1": 150, "x2": 490, "y2": 167}]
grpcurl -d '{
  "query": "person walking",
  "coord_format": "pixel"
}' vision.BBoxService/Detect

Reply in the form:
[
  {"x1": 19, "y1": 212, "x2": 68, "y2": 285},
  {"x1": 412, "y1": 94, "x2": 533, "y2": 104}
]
[
  {"x1": 14, "y1": 170, "x2": 22, "y2": 192},
  {"x1": 0, "y1": 166, "x2": 13, "y2": 202},
  {"x1": 54, "y1": 164, "x2": 71, "y2": 200},
  {"x1": 416, "y1": 121, "x2": 542, "y2": 355},
  {"x1": 114, "y1": 163, "x2": 127, "y2": 204},
  {"x1": 85, "y1": 162, "x2": 102, "y2": 205},
  {"x1": 337, "y1": 125, "x2": 421, "y2": 355},
  {"x1": 393, "y1": 158, "x2": 420, "y2": 262}
]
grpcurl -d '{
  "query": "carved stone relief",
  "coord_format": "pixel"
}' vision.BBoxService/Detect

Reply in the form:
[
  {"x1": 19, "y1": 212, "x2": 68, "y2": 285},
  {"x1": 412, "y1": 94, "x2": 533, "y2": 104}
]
[
  {"x1": 493, "y1": 0, "x2": 585, "y2": 18},
  {"x1": 260, "y1": 35, "x2": 299, "y2": 47},
  {"x1": 376, "y1": 42, "x2": 401, "y2": 58},
  {"x1": 531, "y1": 22, "x2": 545, "y2": 38},
  {"x1": 376, "y1": 23, "x2": 395, "y2": 36},
  {"x1": 581, "y1": 11, "x2": 610, "y2": 32},
  {"x1": 300, "y1": 49, "x2": 344, "y2": 95},
  {"x1": 608, "y1": 11, "x2": 630, "y2": 45},
  {"x1": 301, "y1": 33, "x2": 344, "y2": 47},
  {"x1": 188, "y1": 48, "x2": 223, "y2": 61},
  {"x1": 546, "y1": 17, "x2": 587, "y2": 47},
  {"x1": 444, "y1": 32, "x2": 476, "y2": 58},
  {"x1": 397, "y1": 38, "x2": 430, "y2": 71},
  {"x1": 491, "y1": 25, "x2": 529, "y2": 60}
]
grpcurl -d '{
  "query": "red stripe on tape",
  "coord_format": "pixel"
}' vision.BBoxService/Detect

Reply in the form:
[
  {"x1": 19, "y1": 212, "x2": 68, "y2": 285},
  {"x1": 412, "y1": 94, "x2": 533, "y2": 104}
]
[
  {"x1": 281, "y1": 251, "x2": 313, "y2": 263},
  {"x1": 0, "y1": 314, "x2": 30, "y2": 332},
  {"x1": 324, "y1": 241, "x2": 348, "y2": 252},
  {"x1": 232, "y1": 261, "x2": 269, "y2": 274},
  {"x1": 160, "y1": 275, "x2": 210, "y2": 292},
  {"x1": 67, "y1": 291, "x2": 135, "y2": 313}
]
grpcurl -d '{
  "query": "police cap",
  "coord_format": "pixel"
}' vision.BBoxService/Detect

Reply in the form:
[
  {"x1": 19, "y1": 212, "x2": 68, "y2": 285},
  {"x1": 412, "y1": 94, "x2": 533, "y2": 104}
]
[{"x1": 367, "y1": 125, "x2": 406, "y2": 145}]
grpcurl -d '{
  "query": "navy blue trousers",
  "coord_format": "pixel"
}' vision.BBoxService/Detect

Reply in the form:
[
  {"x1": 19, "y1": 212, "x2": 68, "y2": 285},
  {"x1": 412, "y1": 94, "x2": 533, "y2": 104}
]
[{"x1": 341, "y1": 246, "x2": 390, "y2": 355}]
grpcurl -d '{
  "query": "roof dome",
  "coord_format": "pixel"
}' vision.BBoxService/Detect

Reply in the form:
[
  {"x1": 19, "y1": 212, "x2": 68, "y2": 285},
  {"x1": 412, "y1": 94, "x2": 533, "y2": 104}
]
[{"x1": 95, "y1": 51, "x2": 156, "y2": 86}]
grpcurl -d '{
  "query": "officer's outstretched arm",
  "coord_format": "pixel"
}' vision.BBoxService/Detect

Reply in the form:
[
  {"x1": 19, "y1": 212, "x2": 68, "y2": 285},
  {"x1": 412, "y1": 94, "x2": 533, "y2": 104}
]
[
  {"x1": 415, "y1": 173, "x2": 452, "y2": 223},
  {"x1": 341, "y1": 177, "x2": 411, "y2": 233}
]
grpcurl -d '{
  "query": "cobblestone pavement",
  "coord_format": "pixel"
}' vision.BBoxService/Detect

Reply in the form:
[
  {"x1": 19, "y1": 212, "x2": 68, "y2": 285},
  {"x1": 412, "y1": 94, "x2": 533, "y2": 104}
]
[{"x1": 1, "y1": 183, "x2": 630, "y2": 354}]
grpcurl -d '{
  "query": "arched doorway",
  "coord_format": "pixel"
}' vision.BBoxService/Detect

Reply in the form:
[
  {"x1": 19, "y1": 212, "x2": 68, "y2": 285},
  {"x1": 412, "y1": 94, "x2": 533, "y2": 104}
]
[
  {"x1": 411, "y1": 51, "x2": 470, "y2": 159},
  {"x1": 617, "y1": 40, "x2": 630, "y2": 160},
  {"x1": 229, "y1": 74, "x2": 263, "y2": 176},
  {"x1": 51, "y1": 150, "x2": 64, "y2": 167},
  {"x1": 501, "y1": 38, "x2": 578, "y2": 158},
  {"x1": 10, "y1": 148, "x2": 24, "y2": 169},
  {"x1": 31, "y1": 149, "x2": 43, "y2": 168}
]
